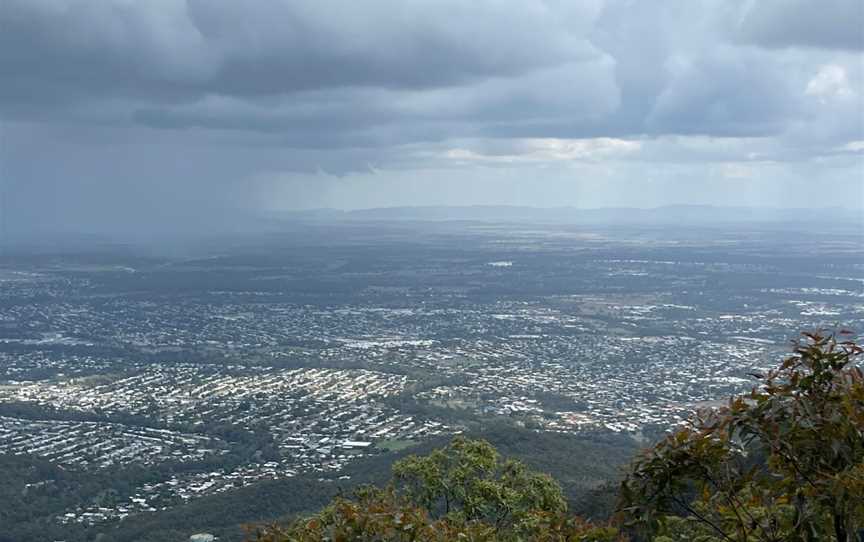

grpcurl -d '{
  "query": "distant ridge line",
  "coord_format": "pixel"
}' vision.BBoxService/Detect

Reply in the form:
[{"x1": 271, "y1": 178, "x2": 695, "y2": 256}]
[{"x1": 273, "y1": 204, "x2": 863, "y2": 224}]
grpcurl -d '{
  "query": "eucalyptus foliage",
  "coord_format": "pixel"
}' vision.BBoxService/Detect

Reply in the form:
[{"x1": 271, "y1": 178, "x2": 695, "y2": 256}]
[{"x1": 619, "y1": 331, "x2": 864, "y2": 541}]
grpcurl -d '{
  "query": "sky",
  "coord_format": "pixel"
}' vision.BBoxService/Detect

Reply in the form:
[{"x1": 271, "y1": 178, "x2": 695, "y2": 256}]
[{"x1": 1, "y1": 0, "x2": 862, "y2": 234}]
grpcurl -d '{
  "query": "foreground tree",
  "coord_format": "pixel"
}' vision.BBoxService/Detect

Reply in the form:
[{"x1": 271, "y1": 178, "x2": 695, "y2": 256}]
[
  {"x1": 249, "y1": 437, "x2": 622, "y2": 541},
  {"x1": 619, "y1": 331, "x2": 864, "y2": 541}
]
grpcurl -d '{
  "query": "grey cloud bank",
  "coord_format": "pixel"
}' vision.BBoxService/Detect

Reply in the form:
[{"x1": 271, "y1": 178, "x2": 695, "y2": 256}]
[{"x1": 0, "y1": 0, "x2": 862, "y2": 235}]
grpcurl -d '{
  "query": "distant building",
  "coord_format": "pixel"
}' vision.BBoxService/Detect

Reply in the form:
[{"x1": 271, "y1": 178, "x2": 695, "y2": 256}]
[{"x1": 341, "y1": 440, "x2": 372, "y2": 449}]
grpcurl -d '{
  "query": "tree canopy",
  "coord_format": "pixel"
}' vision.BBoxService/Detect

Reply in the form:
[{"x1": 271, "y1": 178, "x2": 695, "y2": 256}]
[
  {"x1": 619, "y1": 330, "x2": 864, "y2": 541},
  {"x1": 249, "y1": 436, "x2": 621, "y2": 541}
]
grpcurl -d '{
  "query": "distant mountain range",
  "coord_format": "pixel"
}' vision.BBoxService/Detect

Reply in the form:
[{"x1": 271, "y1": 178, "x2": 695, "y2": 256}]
[{"x1": 277, "y1": 205, "x2": 863, "y2": 225}]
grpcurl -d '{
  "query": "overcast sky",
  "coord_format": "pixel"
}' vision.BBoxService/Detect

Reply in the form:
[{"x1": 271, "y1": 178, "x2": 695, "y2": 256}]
[{"x1": 2, "y1": 0, "x2": 862, "y2": 234}]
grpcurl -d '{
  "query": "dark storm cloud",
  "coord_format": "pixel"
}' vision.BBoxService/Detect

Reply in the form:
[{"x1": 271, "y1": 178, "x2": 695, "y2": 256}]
[
  {"x1": 0, "y1": 1, "x2": 597, "y2": 105},
  {"x1": 0, "y1": 0, "x2": 629, "y2": 148},
  {"x1": 1, "y1": 0, "x2": 859, "y2": 142},
  {"x1": 0, "y1": 0, "x2": 861, "y2": 235},
  {"x1": 131, "y1": 56, "x2": 620, "y2": 147}
]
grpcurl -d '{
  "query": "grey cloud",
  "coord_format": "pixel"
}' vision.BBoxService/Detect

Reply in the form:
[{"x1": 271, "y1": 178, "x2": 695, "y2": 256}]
[
  {"x1": 0, "y1": 0, "x2": 624, "y2": 147},
  {"x1": 735, "y1": 0, "x2": 864, "y2": 51},
  {"x1": 646, "y1": 47, "x2": 801, "y2": 137},
  {"x1": 0, "y1": 0, "x2": 598, "y2": 103},
  {"x1": 2, "y1": 0, "x2": 858, "y2": 146},
  {"x1": 132, "y1": 56, "x2": 620, "y2": 146},
  {"x1": 1, "y1": 0, "x2": 862, "y2": 236}
]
